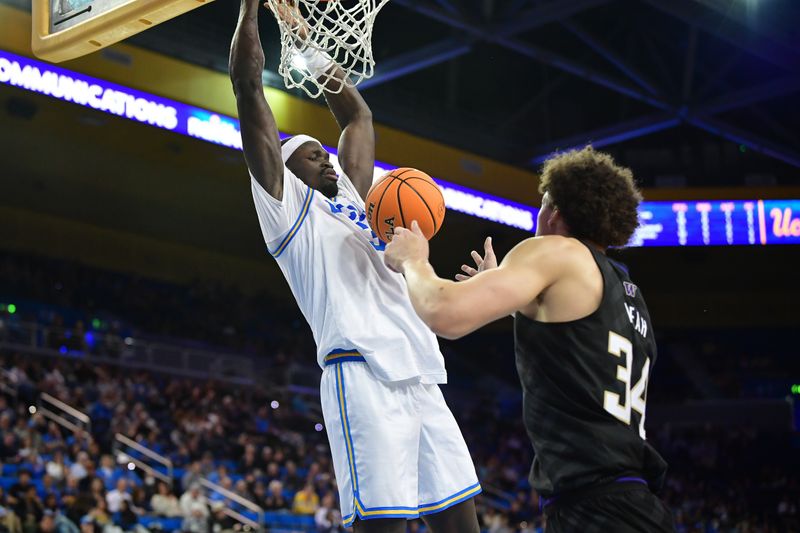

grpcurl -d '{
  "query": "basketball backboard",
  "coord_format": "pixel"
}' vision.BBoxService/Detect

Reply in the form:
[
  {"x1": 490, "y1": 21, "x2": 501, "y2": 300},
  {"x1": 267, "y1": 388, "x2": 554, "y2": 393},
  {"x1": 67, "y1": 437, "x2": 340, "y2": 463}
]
[{"x1": 32, "y1": 0, "x2": 215, "y2": 63}]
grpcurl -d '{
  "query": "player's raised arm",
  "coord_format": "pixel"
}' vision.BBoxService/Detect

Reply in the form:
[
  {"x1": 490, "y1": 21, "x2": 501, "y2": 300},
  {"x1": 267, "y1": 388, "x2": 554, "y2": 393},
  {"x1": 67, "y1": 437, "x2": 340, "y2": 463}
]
[
  {"x1": 385, "y1": 226, "x2": 570, "y2": 339},
  {"x1": 271, "y1": 1, "x2": 375, "y2": 199},
  {"x1": 229, "y1": 0, "x2": 284, "y2": 200},
  {"x1": 321, "y1": 65, "x2": 375, "y2": 200}
]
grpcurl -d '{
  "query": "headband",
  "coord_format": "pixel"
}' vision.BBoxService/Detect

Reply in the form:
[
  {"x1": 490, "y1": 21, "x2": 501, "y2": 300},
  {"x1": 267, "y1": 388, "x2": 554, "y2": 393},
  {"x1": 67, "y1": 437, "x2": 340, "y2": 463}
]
[{"x1": 281, "y1": 134, "x2": 322, "y2": 164}]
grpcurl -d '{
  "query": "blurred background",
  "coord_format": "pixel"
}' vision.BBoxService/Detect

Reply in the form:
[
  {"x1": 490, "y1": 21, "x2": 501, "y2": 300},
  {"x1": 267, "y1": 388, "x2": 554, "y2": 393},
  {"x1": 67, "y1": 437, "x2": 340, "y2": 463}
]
[{"x1": 1, "y1": 0, "x2": 799, "y2": 531}]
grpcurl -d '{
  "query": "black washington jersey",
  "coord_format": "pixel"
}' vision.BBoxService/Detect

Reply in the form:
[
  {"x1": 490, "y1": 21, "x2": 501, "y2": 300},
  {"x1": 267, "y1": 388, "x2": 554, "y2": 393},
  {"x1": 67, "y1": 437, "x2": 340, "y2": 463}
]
[{"x1": 514, "y1": 241, "x2": 668, "y2": 498}]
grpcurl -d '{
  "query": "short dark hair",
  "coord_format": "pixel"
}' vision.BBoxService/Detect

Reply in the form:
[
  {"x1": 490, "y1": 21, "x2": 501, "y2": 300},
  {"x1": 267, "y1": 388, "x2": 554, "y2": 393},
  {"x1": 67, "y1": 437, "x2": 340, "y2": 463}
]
[{"x1": 538, "y1": 146, "x2": 642, "y2": 248}]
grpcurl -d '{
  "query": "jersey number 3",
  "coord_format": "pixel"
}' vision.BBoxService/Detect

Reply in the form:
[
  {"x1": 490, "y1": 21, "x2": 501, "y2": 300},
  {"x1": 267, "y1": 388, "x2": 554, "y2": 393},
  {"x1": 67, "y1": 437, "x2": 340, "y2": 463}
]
[{"x1": 603, "y1": 331, "x2": 650, "y2": 439}]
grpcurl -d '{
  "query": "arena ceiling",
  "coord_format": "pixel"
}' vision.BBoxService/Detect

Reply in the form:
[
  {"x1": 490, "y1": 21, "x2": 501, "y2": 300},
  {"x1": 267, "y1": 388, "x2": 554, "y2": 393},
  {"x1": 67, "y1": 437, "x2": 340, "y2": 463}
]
[
  {"x1": 123, "y1": 0, "x2": 800, "y2": 187},
  {"x1": 3, "y1": 0, "x2": 799, "y2": 187}
]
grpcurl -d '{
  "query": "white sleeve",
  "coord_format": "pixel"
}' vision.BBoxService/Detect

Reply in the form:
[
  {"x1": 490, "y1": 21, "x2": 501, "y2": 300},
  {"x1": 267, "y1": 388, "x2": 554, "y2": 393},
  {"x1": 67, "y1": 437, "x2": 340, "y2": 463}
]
[{"x1": 251, "y1": 167, "x2": 313, "y2": 255}]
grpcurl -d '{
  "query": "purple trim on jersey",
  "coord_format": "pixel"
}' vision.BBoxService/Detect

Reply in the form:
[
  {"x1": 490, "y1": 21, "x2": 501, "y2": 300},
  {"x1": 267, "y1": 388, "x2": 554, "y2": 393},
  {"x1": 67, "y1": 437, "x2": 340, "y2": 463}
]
[
  {"x1": 539, "y1": 477, "x2": 648, "y2": 511},
  {"x1": 616, "y1": 477, "x2": 647, "y2": 485}
]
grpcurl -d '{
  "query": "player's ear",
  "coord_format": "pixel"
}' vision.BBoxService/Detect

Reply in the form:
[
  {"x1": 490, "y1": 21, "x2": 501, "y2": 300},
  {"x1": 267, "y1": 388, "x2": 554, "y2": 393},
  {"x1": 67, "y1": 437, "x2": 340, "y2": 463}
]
[{"x1": 547, "y1": 207, "x2": 560, "y2": 230}]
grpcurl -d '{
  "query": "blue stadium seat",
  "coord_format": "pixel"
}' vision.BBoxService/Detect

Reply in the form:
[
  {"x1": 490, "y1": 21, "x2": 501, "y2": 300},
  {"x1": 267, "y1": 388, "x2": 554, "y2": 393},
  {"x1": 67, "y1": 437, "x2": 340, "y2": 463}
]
[{"x1": 139, "y1": 516, "x2": 182, "y2": 532}]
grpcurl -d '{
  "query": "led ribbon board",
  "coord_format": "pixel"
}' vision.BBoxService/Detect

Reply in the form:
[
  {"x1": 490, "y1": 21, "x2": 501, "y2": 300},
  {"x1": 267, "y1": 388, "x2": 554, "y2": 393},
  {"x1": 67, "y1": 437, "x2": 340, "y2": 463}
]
[{"x1": 2, "y1": 49, "x2": 798, "y2": 246}]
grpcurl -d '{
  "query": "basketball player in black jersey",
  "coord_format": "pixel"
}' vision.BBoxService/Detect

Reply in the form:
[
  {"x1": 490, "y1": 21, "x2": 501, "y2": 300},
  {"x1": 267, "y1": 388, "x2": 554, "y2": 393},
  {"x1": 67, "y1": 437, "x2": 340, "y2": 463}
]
[{"x1": 384, "y1": 146, "x2": 675, "y2": 532}]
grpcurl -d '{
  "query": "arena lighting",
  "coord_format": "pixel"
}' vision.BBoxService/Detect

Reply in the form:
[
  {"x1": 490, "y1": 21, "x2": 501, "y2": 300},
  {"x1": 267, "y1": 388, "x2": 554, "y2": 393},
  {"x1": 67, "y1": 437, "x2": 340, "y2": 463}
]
[
  {"x1": 270, "y1": 400, "x2": 280, "y2": 409},
  {"x1": 2, "y1": 49, "x2": 799, "y2": 245},
  {"x1": 127, "y1": 462, "x2": 136, "y2": 471},
  {"x1": 314, "y1": 423, "x2": 324, "y2": 432},
  {"x1": 28, "y1": 406, "x2": 37, "y2": 414},
  {"x1": 6, "y1": 304, "x2": 16, "y2": 314}
]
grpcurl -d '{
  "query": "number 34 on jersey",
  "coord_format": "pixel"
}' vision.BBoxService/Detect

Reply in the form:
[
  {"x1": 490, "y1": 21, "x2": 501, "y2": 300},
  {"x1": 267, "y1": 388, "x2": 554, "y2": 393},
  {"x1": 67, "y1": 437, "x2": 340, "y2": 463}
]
[{"x1": 603, "y1": 331, "x2": 650, "y2": 440}]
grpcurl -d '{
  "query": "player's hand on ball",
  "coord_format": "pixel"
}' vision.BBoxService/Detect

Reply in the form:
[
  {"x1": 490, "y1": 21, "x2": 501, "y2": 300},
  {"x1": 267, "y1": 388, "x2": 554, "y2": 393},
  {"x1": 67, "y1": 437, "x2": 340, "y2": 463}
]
[
  {"x1": 385, "y1": 221, "x2": 430, "y2": 274},
  {"x1": 455, "y1": 237, "x2": 496, "y2": 281}
]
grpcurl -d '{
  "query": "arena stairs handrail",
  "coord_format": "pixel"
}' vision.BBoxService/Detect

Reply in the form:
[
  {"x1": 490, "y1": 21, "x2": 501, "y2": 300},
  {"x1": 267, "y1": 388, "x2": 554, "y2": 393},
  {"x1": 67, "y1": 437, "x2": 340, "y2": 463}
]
[
  {"x1": 38, "y1": 392, "x2": 91, "y2": 434},
  {"x1": 199, "y1": 477, "x2": 264, "y2": 531},
  {"x1": 113, "y1": 433, "x2": 174, "y2": 486}
]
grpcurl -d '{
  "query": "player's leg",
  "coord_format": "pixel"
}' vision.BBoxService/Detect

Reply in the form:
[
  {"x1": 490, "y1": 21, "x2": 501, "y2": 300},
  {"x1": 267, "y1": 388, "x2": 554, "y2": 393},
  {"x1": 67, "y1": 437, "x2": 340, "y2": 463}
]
[
  {"x1": 421, "y1": 498, "x2": 480, "y2": 533},
  {"x1": 353, "y1": 518, "x2": 407, "y2": 533},
  {"x1": 416, "y1": 383, "x2": 481, "y2": 533},
  {"x1": 320, "y1": 360, "x2": 422, "y2": 528}
]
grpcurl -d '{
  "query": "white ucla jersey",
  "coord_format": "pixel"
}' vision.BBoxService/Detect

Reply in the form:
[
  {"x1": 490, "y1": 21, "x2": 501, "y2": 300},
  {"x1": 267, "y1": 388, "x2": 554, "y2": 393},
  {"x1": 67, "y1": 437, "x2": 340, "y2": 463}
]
[{"x1": 250, "y1": 167, "x2": 447, "y2": 384}]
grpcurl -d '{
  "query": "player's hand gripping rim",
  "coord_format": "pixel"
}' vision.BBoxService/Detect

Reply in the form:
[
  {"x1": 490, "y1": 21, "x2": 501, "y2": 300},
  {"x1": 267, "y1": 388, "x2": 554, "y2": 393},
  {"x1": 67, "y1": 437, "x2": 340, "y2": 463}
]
[{"x1": 264, "y1": 0, "x2": 311, "y2": 42}]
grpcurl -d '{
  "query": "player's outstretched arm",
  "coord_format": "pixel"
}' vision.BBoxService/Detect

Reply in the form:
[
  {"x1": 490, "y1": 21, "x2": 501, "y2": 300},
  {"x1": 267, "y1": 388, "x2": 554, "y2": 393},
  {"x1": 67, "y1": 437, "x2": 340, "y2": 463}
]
[
  {"x1": 270, "y1": 1, "x2": 375, "y2": 198},
  {"x1": 385, "y1": 225, "x2": 567, "y2": 339},
  {"x1": 322, "y1": 66, "x2": 375, "y2": 200},
  {"x1": 230, "y1": 0, "x2": 284, "y2": 200}
]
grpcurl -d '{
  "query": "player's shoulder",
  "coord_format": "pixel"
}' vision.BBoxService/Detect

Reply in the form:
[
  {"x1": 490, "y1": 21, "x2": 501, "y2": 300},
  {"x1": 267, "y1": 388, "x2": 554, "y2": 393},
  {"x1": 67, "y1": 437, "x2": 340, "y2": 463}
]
[{"x1": 510, "y1": 235, "x2": 588, "y2": 261}]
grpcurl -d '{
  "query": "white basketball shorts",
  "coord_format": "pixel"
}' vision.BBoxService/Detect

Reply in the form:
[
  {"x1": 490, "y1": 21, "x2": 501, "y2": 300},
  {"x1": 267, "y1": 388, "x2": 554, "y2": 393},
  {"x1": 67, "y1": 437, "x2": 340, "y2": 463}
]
[{"x1": 319, "y1": 350, "x2": 481, "y2": 527}]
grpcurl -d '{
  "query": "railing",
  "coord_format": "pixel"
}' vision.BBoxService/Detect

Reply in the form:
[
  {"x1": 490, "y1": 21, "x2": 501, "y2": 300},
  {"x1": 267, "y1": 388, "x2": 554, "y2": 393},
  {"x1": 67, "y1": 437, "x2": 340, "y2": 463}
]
[
  {"x1": 37, "y1": 392, "x2": 91, "y2": 434},
  {"x1": 200, "y1": 478, "x2": 264, "y2": 532},
  {"x1": 0, "y1": 368, "x2": 18, "y2": 402},
  {"x1": 0, "y1": 321, "x2": 256, "y2": 386},
  {"x1": 113, "y1": 433, "x2": 174, "y2": 486}
]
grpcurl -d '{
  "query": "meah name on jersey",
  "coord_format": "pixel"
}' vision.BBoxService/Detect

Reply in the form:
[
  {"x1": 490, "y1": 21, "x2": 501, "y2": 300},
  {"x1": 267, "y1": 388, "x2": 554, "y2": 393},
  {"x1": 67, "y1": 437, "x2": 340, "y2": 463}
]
[{"x1": 622, "y1": 282, "x2": 648, "y2": 338}]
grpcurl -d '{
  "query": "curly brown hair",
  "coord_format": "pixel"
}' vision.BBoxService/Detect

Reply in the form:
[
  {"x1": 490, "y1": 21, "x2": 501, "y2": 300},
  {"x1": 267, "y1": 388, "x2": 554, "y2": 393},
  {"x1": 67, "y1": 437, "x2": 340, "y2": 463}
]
[{"x1": 538, "y1": 146, "x2": 642, "y2": 248}]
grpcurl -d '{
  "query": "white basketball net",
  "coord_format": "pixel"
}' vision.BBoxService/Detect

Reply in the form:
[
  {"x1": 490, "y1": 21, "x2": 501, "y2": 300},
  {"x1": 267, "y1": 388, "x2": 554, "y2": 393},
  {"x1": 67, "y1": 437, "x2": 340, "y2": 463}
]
[{"x1": 266, "y1": 0, "x2": 389, "y2": 98}]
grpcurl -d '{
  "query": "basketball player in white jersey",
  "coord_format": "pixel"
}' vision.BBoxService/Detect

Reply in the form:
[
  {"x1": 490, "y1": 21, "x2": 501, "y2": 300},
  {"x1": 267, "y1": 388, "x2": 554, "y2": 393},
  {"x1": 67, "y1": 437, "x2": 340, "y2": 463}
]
[{"x1": 229, "y1": 1, "x2": 480, "y2": 531}]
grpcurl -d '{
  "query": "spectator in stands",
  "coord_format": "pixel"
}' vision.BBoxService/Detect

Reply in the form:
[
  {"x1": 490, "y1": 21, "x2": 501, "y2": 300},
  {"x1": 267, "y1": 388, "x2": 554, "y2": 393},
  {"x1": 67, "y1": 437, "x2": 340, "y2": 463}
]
[
  {"x1": 45, "y1": 451, "x2": 67, "y2": 483},
  {"x1": 314, "y1": 492, "x2": 342, "y2": 533},
  {"x1": 40, "y1": 475, "x2": 58, "y2": 501},
  {"x1": 0, "y1": 432, "x2": 18, "y2": 463},
  {"x1": 68, "y1": 454, "x2": 88, "y2": 482},
  {"x1": 95, "y1": 457, "x2": 116, "y2": 491},
  {"x1": 208, "y1": 502, "x2": 235, "y2": 533},
  {"x1": 239, "y1": 444, "x2": 259, "y2": 474},
  {"x1": 104, "y1": 480, "x2": 129, "y2": 514},
  {"x1": 43, "y1": 495, "x2": 59, "y2": 514},
  {"x1": 0, "y1": 502, "x2": 22, "y2": 533},
  {"x1": 263, "y1": 481, "x2": 287, "y2": 511},
  {"x1": 291, "y1": 483, "x2": 318, "y2": 516},
  {"x1": 129, "y1": 487, "x2": 147, "y2": 516},
  {"x1": 181, "y1": 463, "x2": 201, "y2": 493},
  {"x1": 86, "y1": 480, "x2": 104, "y2": 508},
  {"x1": 41, "y1": 424, "x2": 65, "y2": 455},
  {"x1": 17, "y1": 486, "x2": 44, "y2": 533},
  {"x1": 150, "y1": 482, "x2": 180, "y2": 518},
  {"x1": 282, "y1": 462, "x2": 302, "y2": 494},
  {"x1": 37, "y1": 511, "x2": 56, "y2": 533},
  {"x1": 179, "y1": 485, "x2": 208, "y2": 533},
  {"x1": 117, "y1": 500, "x2": 138, "y2": 532},
  {"x1": 248, "y1": 482, "x2": 266, "y2": 510},
  {"x1": 8, "y1": 471, "x2": 37, "y2": 518},
  {"x1": 206, "y1": 466, "x2": 227, "y2": 486}
]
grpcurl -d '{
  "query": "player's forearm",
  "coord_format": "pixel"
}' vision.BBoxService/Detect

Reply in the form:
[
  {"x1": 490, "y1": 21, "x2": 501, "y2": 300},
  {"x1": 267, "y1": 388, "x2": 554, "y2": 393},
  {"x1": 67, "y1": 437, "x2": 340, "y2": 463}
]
[
  {"x1": 229, "y1": 0, "x2": 266, "y2": 86},
  {"x1": 323, "y1": 69, "x2": 373, "y2": 129},
  {"x1": 402, "y1": 259, "x2": 458, "y2": 338}
]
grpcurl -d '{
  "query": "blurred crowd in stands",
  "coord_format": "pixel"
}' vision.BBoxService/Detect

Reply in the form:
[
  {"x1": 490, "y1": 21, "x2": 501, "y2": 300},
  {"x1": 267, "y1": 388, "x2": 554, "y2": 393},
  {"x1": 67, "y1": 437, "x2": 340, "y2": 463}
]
[{"x1": 1, "y1": 253, "x2": 798, "y2": 532}]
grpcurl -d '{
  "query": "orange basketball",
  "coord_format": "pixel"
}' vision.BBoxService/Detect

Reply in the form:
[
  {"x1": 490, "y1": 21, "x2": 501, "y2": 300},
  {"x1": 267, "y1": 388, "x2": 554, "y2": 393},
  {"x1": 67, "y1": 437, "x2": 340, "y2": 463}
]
[{"x1": 365, "y1": 168, "x2": 446, "y2": 242}]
